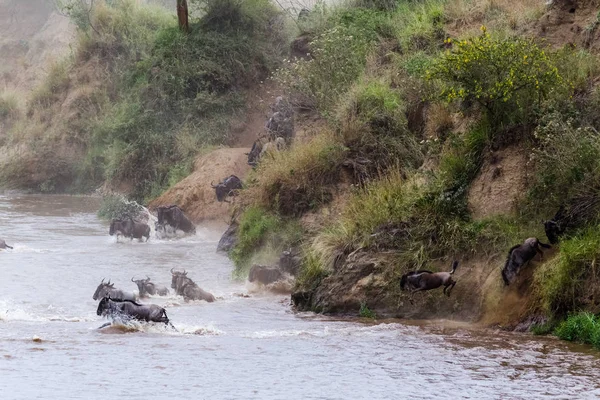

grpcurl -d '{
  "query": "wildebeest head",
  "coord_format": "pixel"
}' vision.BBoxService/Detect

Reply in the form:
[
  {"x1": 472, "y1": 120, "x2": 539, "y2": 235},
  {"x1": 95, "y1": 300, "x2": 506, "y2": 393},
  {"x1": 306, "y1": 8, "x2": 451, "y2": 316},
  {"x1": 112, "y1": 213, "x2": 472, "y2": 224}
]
[
  {"x1": 211, "y1": 175, "x2": 243, "y2": 202},
  {"x1": 93, "y1": 279, "x2": 115, "y2": 300},
  {"x1": 544, "y1": 220, "x2": 562, "y2": 245},
  {"x1": 170, "y1": 268, "x2": 188, "y2": 290},
  {"x1": 132, "y1": 276, "x2": 156, "y2": 297}
]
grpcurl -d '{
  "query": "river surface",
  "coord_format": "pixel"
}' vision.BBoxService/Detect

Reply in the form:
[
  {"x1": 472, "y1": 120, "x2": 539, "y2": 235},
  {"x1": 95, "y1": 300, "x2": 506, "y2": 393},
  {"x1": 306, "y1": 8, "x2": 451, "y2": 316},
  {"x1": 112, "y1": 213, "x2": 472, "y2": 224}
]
[{"x1": 1, "y1": 194, "x2": 600, "y2": 399}]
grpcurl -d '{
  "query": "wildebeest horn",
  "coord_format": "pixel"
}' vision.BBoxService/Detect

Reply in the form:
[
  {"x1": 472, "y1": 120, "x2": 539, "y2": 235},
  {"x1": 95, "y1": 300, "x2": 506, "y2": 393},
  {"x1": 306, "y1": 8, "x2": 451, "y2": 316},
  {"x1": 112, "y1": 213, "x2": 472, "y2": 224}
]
[
  {"x1": 101, "y1": 278, "x2": 105, "y2": 283},
  {"x1": 146, "y1": 275, "x2": 151, "y2": 281},
  {"x1": 170, "y1": 267, "x2": 175, "y2": 274},
  {"x1": 131, "y1": 277, "x2": 135, "y2": 282},
  {"x1": 211, "y1": 180, "x2": 217, "y2": 188}
]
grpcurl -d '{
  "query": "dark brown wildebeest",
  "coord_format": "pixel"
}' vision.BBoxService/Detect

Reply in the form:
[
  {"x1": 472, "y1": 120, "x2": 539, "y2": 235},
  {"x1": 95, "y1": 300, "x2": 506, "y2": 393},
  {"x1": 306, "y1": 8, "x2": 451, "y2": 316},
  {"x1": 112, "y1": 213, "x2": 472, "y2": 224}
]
[
  {"x1": 93, "y1": 279, "x2": 138, "y2": 302},
  {"x1": 211, "y1": 175, "x2": 243, "y2": 203},
  {"x1": 170, "y1": 269, "x2": 215, "y2": 302},
  {"x1": 248, "y1": 264, "x2": 284, "y2": 285},
  {"x1": 131, "y1": 276, "x2": 169, "y2": 297},
  {"x1": 400, "y1": 261, "x2": 459, "y2": 297},
  {"x1": 502, "y1": 238, "x2": 551, "y2": 286},
  {"x1": 0, "y1": 239, "x2": 13, "y2": 249},
  {"x1": 96, "y1": 296, "x2": 174, "y2": 329},
  {"x1": 109, "y1": 218, "x2": 150, "y2": 241},
  {"x1": 156, "y1": 205, "x2": 195, "y2": 235}
]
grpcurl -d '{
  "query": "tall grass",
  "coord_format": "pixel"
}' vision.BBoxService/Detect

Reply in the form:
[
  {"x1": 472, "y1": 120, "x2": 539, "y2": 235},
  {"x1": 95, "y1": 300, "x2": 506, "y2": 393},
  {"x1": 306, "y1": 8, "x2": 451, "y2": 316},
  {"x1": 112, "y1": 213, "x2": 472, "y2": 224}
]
[{"x1": 555, "y1": 312, "x2": 600, "y2": 348}]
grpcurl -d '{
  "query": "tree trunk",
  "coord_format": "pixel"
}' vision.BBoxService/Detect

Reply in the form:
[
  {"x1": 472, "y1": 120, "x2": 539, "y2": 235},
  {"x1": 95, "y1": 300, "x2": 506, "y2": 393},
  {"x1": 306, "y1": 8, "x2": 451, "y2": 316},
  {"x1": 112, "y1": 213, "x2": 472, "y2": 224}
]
[{"x1": 177, "y1": 0, "x2": 189, "y2": 33}]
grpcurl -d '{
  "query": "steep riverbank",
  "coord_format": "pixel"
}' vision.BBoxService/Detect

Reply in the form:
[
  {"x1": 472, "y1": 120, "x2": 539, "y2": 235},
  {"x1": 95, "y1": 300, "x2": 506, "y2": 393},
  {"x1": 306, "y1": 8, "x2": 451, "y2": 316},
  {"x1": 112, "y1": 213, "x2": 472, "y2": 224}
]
[{"x1": 5, "y1": 0, "x2": 600, "y2": 343}]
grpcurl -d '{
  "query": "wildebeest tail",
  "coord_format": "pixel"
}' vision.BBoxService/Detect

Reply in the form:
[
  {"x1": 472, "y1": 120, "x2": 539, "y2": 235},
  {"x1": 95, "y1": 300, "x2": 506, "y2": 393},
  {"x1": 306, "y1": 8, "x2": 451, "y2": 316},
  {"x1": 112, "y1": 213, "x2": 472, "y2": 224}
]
[
  {"x1": 400, "y1": 274, "x2": 408, "y2": 290},
  {"x1": 450, "y1": 260, "x2": 459, "y2": 274}
]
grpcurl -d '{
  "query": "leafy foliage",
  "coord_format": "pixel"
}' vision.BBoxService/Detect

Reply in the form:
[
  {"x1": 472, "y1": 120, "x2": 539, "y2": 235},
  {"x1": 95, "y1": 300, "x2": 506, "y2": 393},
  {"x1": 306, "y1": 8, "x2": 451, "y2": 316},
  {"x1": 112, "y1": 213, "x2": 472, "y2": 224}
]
[{"x1": 427, "y1": 27, "x2": 563, "y2": 130}]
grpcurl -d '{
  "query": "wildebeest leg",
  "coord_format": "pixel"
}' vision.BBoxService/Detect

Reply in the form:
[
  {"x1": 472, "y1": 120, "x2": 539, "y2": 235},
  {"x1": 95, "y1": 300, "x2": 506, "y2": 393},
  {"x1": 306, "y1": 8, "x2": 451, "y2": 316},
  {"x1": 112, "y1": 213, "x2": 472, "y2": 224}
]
[
  {"x1": 97, "y1": 322, "x2": 112, "y2": 330},
  {"x1": 445, "y1": 281, "x2": 456, "y2": 297}
]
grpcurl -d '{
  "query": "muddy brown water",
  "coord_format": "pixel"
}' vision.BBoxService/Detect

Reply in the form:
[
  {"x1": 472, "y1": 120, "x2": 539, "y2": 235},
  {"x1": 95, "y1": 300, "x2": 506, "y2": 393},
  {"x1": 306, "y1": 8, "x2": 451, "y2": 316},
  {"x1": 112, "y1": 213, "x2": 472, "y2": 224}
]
[{"x1": 1, "y1": 194, "x2": 600, "y2": 399}]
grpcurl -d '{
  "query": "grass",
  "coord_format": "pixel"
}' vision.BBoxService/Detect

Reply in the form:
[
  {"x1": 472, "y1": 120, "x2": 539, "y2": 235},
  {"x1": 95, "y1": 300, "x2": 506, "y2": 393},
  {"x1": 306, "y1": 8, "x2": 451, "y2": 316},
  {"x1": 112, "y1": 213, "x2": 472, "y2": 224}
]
[
  {"x1": 554, "y1": 312, "x2": 600, "y2": 348},
  {"x1": 230, "y1": 206, "x2": 304, "y2": 276},
  {"x1": 359, "y1": 302, "x2": 377, "y2": 318},
  {"x1": 244, "y1": 132, "x2": 347, "y2": 216},
  {"x1": 533, "y1": 227, "x2": 600, "y2": 316}
]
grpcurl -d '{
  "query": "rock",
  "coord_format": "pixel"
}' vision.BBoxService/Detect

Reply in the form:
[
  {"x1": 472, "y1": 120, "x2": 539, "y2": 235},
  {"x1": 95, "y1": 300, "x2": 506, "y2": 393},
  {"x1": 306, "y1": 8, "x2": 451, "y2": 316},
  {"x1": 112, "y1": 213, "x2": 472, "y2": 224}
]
[{"x1": 217, "y1": 222, "x2": 238, "y2": 253}]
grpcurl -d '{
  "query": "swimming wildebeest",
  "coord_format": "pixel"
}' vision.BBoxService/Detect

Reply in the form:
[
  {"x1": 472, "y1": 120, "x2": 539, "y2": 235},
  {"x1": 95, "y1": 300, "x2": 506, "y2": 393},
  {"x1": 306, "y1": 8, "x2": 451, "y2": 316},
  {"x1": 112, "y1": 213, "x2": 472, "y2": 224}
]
[
  {"x1": 502, "y1": 238, "x2": 551, "y2": 286},
  {"x1": 156, "y1": 205, "x2": 196, "y2": 235},
  {"x1": 92, "y1": 279, "x2": 138, "y2": 302},
  {"x1": 0, "y1": 239, "x2": 13, "y2": 249},
  {"x1": 131, "y1": 276, "x2": 170, "y2": 297},
  {"x1": 211, "y1": 175, "x2": 243, "y2": 203},
  {"x1": 96, "y1": 296, "x2": 173, "y2": 329},
  {"x1": 109, "y1": 218, "x2": 151, "y2": 241},
  {"x1": 170, "y1": 268, "x2": 215, "y2": 302},
  {"x1": 248, "y1": 264, "x2": 284, "y2": 285},
  {"x1": 400, "y1": 261, "x2": 460, "y2": 297}
]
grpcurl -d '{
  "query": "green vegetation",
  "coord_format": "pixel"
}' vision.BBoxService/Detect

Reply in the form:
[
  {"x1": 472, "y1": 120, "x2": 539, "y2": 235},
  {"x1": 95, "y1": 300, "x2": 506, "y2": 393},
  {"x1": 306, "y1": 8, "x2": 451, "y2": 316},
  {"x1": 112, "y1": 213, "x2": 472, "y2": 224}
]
[
  {"x1": 427, "y1": 27, "x2": 563, "y2": 131},
  {"x1": 97, "y1": 194, "x2": 144, "y2": 220},
  {"x1": 230, "y1": 206, "x2": 303, "y2": 276},
  {"x1": 359, "y1": 302, "x2": 377, "y2": 319},
  {"x1": 554, "y1": 313, "x2": 600, "y2": 348},
  {"x1": 1, "y1": 0, "x2": 290, "y2": 199}
]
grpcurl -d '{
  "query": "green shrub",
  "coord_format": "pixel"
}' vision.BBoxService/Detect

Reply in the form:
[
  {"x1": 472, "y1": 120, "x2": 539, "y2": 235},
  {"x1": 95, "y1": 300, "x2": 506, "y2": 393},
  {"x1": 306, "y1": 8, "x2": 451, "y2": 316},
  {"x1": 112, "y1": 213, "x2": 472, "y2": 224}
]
[
  {"x1": 359, "y1": 302, "x2": 377, "y2": 318},
  {"x1": 534, "y1": 227, "x2": 600, "y2": 315},
  {"x1": 0, "y1": 93, "x2": 20, "y2": 121},
  {"x1": 336, "y1": 79, "x2": 423, "y2": 180},
  {"x1": 555, "y1": 312, "x2": 600, "y2": 348},
  {"x1": 97, "y1": 194, "x2": 144, "y2": 220},
  {"x1": 527, "y1": 116, "x2": 600, "y2": 218},
  {"x1": 230, "y1": 206, "x2": 303, "y2": 274},
  {"x1": 246, "y1": 133, "x2": 347, "y2": 216},
  {"x1": 276, "y1": 8, "x2": 390, "y2": 112},
  {"x1": 427, "y1": 27, "x2": 564, "y2": 132}
]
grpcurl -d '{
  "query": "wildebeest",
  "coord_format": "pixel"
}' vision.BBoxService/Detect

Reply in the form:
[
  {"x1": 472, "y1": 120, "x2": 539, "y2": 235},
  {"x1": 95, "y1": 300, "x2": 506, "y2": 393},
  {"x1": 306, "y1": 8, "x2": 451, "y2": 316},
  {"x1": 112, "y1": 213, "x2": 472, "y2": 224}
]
[
  {"x1": 96, "y1": 296, "x2": 173, "y2": 329},
  {"x1": 156, "y1": 205, "x2": 195, "y2": 235},
  {"x1": 247, "y1": 139, "x2": 263, "y2": 167},
  {"x1": 211, "y1": 175, "x2": 243, "y2": 203},
  {"x1": 248, "y1": 264, "x2": 284, "y2": 285},
  {"x1": 131, "y1": 276, "x2": 170, "y2": 297},
  {"x1": 170, "y1": 269, "x2": 215, "y2": 302},
  {"x1": 502, "y1": 238, "x2": 551, "y2": 286},
  {"x1": 92, "y1": 279, "x2": 138, "y2": 302},
  {"x1": 400, "y1": 261, "x2": 460, "y2": 297},
  {"x1": 0, "y1": 239, "x2": 13, "y2": 249},
  {"x1": 109, "y1": 218, "x2": 151, "y2": 241}
]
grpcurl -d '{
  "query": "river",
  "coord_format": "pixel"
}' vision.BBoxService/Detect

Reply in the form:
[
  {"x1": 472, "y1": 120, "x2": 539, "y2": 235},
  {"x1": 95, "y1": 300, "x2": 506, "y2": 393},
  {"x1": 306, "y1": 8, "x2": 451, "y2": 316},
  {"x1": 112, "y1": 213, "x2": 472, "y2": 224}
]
[{"x1": 1, "y1": 194, "x2": 600, "y2": 400}]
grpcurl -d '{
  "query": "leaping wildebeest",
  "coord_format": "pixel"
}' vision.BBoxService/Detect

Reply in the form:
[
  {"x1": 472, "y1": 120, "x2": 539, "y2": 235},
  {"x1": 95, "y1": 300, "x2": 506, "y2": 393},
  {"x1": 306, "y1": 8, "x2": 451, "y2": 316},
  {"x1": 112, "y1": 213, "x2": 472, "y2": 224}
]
[
  {"x1": 156, "y1": 205, "x2": 196, "y2": 235},
  {"x1": 502, "y1": 238, "x2": 551, "y2": 286},
  {"x1": 109, "y1": 218, "x2": 151, "y2": 242},
  {"x1": 131, "y1": 276, "x2": 170, "y2": 297},
  {"x1": 0, "y1": 239, "x2": 13, "y2": 250},
  {"x1": 211, "y1": 175, "x2": 243, "y2": 203},
  {"x1": 248, "y1": 264, "x2": 284, "y2": 285},
  {"x1": 96, "y1": 296, "x2": 174, "y2": 329},
  {"x1": 400, "y1": 261, "x2": 460, "y2": 297},
  {"x1": 170, "y1": 268, "x2": 215, "y2": 302},
  {"x1": 92, "y1": 279, "x2": 138, "y2": 302}
]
